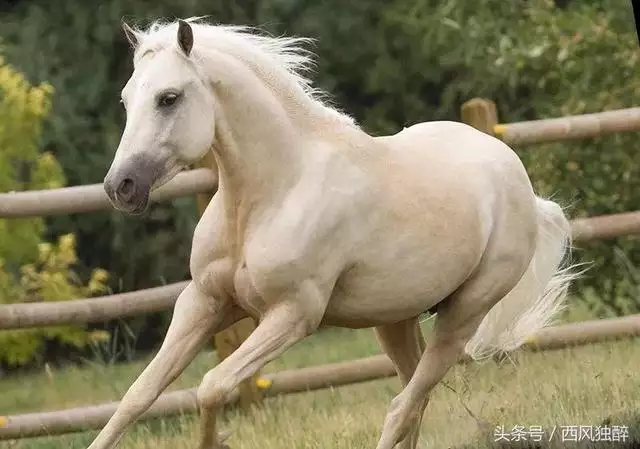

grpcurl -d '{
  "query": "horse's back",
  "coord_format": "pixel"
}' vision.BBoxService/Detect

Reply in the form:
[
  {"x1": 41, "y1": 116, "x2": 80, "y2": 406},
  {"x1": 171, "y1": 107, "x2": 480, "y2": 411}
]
[
  {"x1": 375, "y1": 120, "x2": 536, "y2": 220},
  {"x1": 377, "y1": 120, "x2": 524, "y2": 169}
]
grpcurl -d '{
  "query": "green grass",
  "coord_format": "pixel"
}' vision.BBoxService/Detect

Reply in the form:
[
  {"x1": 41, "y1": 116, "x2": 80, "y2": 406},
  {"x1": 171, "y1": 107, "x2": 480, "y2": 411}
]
[{"x1": 2, "y1": 305, "x2": 640, "y2": 449}]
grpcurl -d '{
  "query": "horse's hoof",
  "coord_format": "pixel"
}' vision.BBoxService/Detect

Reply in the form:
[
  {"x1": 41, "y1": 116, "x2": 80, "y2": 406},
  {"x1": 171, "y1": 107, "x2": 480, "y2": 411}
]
[
  {"x1": 199, "y1": 429, "x2": 232, "y2": 449},
  {"x1": 214, "y1": 429, "x2": 232, "y2": 449},
  {"x1": 201, "y1": 442, "x2": 230, "y2": 449},
  {"x1": 212, "y1": 442, "x2": 230, "y2": 449}
]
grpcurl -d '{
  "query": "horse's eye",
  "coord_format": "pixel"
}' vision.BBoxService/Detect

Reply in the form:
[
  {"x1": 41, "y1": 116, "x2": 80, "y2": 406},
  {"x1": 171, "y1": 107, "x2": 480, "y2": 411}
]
[{"x1": 158, "y1": 92, "x2": 180, "y2": 108}]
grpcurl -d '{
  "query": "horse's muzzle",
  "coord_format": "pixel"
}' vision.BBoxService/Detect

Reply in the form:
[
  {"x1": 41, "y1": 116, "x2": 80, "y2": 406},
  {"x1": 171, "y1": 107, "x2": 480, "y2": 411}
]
[
  {"x1": 104, "y1": 175, "x2": 150, "y2": 215},
  {"x1": 103, "y1": 155, "x2": 164, "y2": 215}
]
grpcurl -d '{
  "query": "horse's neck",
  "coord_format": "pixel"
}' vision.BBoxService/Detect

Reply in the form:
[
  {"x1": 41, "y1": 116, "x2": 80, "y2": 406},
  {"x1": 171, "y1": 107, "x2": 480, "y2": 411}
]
[
  {"x1": 213, "y1": 94, "x2": 304, "y2": 195},
  {"x1": 209, "y1": 80, "x2": 313, "y2": 257}
]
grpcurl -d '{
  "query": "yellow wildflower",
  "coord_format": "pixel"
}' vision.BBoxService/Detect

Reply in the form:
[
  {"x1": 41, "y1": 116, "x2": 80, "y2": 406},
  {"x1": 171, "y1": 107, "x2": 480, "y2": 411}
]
[
  {"x1": 91, "y1": 268, "x2": 109, "y2": 283},
  {"x1": 37, "y1": 242, "x2": 52, "y2": 262},
  {"x1": 59, "y1": 233, "x2": 75, "y2": 250},
  {"x1": 88, "y1": 330, "x2": 111, "y2": 343}
]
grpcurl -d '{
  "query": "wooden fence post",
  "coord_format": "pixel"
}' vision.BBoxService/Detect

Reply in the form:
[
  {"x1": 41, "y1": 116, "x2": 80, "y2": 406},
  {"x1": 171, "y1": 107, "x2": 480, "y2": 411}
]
[
  {"x1": 460, "y1": 98, "x2": 499, "y2": 136},
  {"x1": 195, "y1": 152, "x2": 263, "y2": 410}
]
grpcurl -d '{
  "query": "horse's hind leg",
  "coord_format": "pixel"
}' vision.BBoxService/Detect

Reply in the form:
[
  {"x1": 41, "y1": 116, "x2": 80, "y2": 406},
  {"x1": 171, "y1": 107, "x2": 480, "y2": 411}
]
[
  {"x1": 374, "y1": 256, "x2": 528, "y2": 449},
  {"x1": 374, "y1": 317, "x2": 426, "y2": 449},
  {"x1": 374, "y1": 299, "x2": 491, "y2": 449}
]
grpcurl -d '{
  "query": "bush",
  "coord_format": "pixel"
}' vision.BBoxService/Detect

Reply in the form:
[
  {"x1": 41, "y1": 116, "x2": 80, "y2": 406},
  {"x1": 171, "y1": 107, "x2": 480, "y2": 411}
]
[
  {"x1": 468, "y1": 0, "x2": 640, "y2": 315},
  {"x1": 0, "y1": 56, "x2": 110, "y2": 368}
]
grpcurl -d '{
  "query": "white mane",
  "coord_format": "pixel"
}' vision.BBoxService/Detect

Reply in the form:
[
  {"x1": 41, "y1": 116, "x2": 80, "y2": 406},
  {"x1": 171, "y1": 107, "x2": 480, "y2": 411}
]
[{"x1": 128, "y1": 17, "x2": 356, "y2": 126}]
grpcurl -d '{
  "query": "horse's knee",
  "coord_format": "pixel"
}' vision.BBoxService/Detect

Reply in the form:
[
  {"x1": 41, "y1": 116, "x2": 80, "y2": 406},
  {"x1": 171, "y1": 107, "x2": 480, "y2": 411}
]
[{"x1": 197, "y1": 371, "x2": 235, "y2": 409}]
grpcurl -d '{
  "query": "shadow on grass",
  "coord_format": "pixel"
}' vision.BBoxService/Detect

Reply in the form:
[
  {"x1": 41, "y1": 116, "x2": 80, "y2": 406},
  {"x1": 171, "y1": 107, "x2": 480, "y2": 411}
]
[{"x1": 454, "y1": 412, "x2": 640, "y2": 449}]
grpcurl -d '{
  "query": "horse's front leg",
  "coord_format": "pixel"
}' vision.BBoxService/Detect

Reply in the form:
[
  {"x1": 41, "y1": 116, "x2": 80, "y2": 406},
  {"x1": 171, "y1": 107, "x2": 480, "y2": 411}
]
[
  {"x1": 196, "y1": 281, "x2": 325, "y2": 449},
  {"x1": 87, "y1": 282, "x2": 239, "y2": 449}
]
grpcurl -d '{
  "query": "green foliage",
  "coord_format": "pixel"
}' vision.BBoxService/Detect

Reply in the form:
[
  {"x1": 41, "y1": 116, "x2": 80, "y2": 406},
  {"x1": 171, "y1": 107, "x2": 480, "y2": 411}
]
[
  {"x1": 0, "y1": 58, "x2": 62, "y2": 265},
  {"x1": 0, "y1": 58, "x2": 110, "y2": 367},
  {"x1": 0, "y1": 235, "x2": 111, "y2": 366},
  {"x1": 466, "y1": 0, "x2": 640, "y2": 315}
]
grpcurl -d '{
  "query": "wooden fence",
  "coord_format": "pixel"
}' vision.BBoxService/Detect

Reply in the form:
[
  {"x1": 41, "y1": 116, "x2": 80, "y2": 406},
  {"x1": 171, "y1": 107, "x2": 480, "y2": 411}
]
[
  {"x1": 1, "y1": 99, "x2": 639, "y2": 440},
  {"x1": 3, "y1": 312, "x2": 640, "y2": 439}
]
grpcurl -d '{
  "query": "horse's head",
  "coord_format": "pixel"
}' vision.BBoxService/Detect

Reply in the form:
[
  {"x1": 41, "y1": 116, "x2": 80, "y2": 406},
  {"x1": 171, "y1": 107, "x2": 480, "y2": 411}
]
[{"x1": 104, "y1": 20, "x2": 215, "y2": 214}]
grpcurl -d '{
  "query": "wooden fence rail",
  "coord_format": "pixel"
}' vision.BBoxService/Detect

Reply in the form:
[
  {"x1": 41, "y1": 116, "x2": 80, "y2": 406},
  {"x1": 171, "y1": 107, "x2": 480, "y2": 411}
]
[
  {"x1": 495, "y1": 107, "x2": 640, "y2": 147},
  {"x1": 0, "y1": 168, "x2": 217, "y2": 218},
  {"x1": 0, "y1": 355, "x2": 398, "y2": 440},
  {"x1": 2, "y1": 313, "x2": 640, "y2": 440},
  {"x1": 461, "y1": 99, "x2": 640, "y2": 146},
  {"x1": 0, "y1": 282, "x2": 189, "y2": 330},
  {"x1": 571, "y1": 210, "x2": 640, "y2": 242}
]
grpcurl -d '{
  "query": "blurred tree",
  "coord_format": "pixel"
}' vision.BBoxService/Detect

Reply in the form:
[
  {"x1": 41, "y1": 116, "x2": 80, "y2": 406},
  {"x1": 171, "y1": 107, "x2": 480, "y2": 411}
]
[
  {"x1": 0, "y1": 56, "x2": 110, "y2": 368},
  {"x1": 473, "y1": 0, "x2": 639, "y2": 317}
]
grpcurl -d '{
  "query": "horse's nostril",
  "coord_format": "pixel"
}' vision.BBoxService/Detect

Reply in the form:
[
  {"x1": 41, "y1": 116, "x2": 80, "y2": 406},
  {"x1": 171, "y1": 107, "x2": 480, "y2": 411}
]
[{"x1": 117, "y1": 178, "x2": 136, "y2": 201}]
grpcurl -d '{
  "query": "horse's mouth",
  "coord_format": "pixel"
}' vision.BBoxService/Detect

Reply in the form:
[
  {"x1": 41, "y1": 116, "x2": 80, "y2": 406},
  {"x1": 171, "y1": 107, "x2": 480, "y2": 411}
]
[
  {"x1": 112, "y1": 193, "x2": 150, "y2": 216},
  {"x1": 151, "y1": 161, "x2": 188, "y2": 191},
  {"x1": 129, "y1": 198, "x2": 150, "y2": 215}
]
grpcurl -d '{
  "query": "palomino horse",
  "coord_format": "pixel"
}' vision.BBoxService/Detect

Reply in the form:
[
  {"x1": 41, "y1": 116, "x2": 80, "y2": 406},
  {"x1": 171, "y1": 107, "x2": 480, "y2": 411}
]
[{"x1": 93, "y1": 18, "x2": 577, "y2": 449}]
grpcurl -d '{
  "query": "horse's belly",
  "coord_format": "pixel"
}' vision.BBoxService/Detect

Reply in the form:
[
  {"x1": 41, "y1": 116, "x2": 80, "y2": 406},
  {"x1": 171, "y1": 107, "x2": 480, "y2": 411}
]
[
  {"x1": 321, "y1": 245, "x2": 481, "y2": 328},
  {"x1": 321, "y1": 286, "x2": 436, "y2": 328}
]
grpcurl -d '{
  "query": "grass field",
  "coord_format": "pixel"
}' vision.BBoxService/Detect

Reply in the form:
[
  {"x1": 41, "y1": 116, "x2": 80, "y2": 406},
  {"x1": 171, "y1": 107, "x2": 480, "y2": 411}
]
[{"x1": 2, "y1": 304, "x2": 640, "y2": 449}]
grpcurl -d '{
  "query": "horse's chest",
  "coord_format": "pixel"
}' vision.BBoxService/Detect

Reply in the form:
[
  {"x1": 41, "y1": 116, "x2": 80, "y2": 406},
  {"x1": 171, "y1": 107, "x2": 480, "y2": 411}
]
[
  {"x1": 232, "y1": 263, "x2": 267, "y2": 319},
  {"x1": 191, "y1": 254, "x2": 266, "y2": 320}
]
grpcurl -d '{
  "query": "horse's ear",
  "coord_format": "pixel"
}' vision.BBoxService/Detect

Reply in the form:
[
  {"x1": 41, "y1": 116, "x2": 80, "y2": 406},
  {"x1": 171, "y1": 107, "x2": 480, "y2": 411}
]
[
  {"x1": 121, "y1": 21, "x2": 139, "y2": 48},
  {"x1": 177, "y1": 19, "x2": 193, "y2": 56}
]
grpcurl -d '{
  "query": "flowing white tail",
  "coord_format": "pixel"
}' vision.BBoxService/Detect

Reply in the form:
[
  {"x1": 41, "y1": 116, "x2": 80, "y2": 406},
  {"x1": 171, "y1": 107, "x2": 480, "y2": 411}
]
[{"x1": 465, "y1": 197, "x2": 579, "y2": 360}]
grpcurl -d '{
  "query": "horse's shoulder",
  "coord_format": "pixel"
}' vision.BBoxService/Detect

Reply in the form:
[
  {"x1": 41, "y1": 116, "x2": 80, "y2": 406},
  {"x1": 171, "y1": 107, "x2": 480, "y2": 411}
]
[{"x1": 243, "y1": 163, "x2": 369, "y2": 290}]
